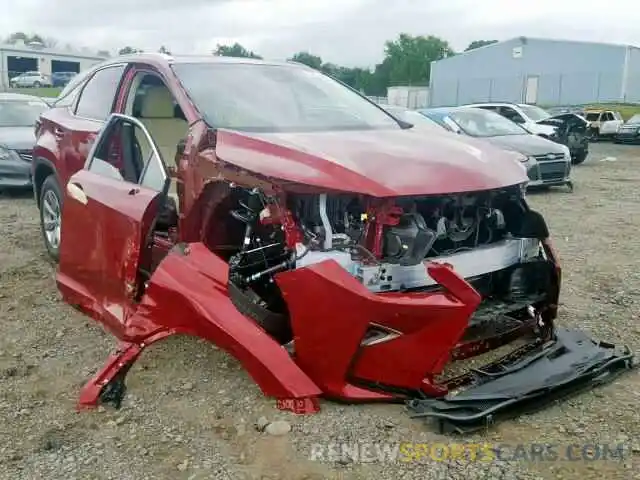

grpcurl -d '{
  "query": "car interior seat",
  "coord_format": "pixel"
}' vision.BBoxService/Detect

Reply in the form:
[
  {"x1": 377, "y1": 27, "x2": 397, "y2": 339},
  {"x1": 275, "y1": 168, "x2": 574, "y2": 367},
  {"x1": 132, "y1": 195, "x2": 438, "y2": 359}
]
[{"x1": 138, "y1": 85, "x2": 188, "y2": 212}]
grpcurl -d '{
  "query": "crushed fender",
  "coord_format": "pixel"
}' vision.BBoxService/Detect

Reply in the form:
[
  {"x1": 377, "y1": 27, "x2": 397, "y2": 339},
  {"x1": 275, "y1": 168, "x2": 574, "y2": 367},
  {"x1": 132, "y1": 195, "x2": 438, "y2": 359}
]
[{"x1": 406, "y1": 328, "x2": 635, "y2": 434}]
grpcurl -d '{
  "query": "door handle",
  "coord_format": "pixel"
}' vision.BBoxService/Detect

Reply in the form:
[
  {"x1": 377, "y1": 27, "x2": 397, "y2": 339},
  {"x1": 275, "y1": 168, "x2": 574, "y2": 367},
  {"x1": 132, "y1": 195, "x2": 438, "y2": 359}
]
[
  {"x1": 67, "y1": 182, "x2": 87, "y2": 205},
  {"x1": 128, "y1": 188, "x2": 140, "y2": 196}
]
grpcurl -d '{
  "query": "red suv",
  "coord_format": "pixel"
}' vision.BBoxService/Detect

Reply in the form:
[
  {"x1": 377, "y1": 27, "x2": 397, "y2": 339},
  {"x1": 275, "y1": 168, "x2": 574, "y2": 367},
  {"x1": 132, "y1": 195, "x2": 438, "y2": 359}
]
[{"x1": 30, "y1": 54, "x2": 631, "y2": 428}]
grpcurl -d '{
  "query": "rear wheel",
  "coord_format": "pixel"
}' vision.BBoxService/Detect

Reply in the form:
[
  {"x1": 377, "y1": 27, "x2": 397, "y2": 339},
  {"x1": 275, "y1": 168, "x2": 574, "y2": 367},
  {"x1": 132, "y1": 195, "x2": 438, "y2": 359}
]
[
  {"x1": 39, "y1": 174, "x2": 63, "y2": 262},
  {"x1": 571, "y1": 149, "x2": 588, "y2": 165},
  {"x1": 33, "y1": 81, "x2": 41, "y2": 88}
]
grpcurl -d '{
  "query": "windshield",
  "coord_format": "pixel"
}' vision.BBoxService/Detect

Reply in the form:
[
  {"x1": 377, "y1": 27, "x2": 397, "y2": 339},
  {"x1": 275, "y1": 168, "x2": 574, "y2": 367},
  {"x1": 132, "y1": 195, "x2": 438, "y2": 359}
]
[
  {"x1": 382, "y1": 106, "x2": 442, "y2": 129},
  {"x1": 626, "y1": 114, "x2": 640, "y2": 125},
  {"x1": 398, "y1": 110, "x2": 442, "y2": 129},
  {"x1": 449, "y1": 108, "x2": 528, "y2": 137},
  {"x1": 171, "y1": 62, "x2": 401, "y2": 133},
  {"x1": 518, "y1": 104, "x2": 550, "y2": 121},
  {"x1": 0, "y1": 99, "x2": 48, "y2": 127}
]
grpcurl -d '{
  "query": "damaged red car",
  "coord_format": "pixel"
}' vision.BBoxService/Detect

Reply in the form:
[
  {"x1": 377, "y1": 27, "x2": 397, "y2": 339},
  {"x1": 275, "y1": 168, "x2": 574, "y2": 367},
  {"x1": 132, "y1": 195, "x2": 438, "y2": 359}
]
[{"x1": 32, "y1": 54, "x2": 634, "y2": 433}]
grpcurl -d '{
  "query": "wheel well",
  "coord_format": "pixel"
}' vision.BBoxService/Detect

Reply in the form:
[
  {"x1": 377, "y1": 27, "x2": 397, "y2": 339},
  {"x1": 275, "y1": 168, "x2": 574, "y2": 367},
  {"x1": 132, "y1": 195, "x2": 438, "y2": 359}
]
[{"x1": 33, "y1": 162, "x2": 55, "y2": 208}]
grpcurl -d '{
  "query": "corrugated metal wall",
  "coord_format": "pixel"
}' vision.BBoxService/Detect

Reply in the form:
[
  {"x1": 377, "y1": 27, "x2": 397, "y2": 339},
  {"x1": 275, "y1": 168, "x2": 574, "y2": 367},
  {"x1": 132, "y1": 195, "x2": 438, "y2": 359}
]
[{"x1": 429, "y1": 38, "x2": 628, "y2": 107}]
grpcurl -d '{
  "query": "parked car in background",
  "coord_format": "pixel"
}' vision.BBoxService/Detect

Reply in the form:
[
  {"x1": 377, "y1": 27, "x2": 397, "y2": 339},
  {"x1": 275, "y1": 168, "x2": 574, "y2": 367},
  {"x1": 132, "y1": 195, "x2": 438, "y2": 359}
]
[
  {"x1": 0, "y1": 93, "x2": 50, "y2": 190},
  {"x1": 420, "y1": 106, "x2": 573, "y2": 190},
  {"x1": 583, "y1": 109, "x2": 624, "y2": 140},
  {"x1": 613, "y1": 114, "x2": 640, "y2": 144},
  {"x1": 51, "y1": 71, "x2": 78, "y2": 87},
  {"x1": 9, "y1": 71, "x2": 52, "y2": 88},
  {"x1": 465, "y1": 102, "x2": 589, "y2": 164}
]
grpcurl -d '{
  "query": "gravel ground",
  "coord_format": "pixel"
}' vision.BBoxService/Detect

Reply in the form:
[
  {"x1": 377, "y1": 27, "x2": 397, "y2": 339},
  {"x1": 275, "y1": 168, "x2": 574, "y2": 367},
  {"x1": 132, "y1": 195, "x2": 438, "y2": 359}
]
[{"x1": 1, "y1": 143, "x2": 639, "y2": 480}]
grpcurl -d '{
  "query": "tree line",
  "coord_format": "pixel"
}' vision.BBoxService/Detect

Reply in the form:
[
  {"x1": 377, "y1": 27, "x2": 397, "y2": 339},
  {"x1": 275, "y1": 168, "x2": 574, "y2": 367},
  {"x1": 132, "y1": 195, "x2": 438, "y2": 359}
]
[
  {"x1": 122, "y1": 35, "x2": 498, "y2": 97},
  {"x1": 3, "y1": 31, "x2": 498, "y2": 97}
]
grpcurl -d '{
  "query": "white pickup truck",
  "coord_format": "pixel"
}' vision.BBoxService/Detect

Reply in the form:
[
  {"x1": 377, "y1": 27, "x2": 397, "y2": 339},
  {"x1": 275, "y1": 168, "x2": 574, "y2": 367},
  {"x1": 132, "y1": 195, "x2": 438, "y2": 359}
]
[{"x1": 583, "y1": 109, "x2": 624, "y2": 140}]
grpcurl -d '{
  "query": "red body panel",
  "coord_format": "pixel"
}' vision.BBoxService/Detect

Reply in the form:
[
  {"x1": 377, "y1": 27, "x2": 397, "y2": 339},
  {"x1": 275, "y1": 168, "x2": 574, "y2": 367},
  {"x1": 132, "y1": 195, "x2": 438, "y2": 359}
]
[
  {"x1": 58, "y1": 169, "x2": 159, "y2": 334},
  {"x1": 214, "y1": 129, "x2": 528, "y2": 196},
  {"x1": 34, "y1": 106, "x2": 102, "y2": 188},
  {"x1": 275, "y1": 260, "x2": 481, "y2": 397}
]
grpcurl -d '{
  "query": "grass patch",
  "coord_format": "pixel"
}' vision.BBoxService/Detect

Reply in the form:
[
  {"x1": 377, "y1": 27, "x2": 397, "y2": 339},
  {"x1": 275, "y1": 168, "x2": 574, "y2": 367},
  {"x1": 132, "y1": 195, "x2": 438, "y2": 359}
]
[{"x1": 6, "y1": 87, "x2": 62, "y2": 98}]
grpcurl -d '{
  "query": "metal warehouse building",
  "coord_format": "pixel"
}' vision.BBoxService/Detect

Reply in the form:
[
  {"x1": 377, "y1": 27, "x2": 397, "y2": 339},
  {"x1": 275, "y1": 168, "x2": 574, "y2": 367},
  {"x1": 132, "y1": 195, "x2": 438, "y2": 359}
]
[
  {"x1": 0, "y1": 40, "x2": 106, "y2": 89},
  {"x1": 429, "y1": 37, "x2": 640, "y2": 107}
]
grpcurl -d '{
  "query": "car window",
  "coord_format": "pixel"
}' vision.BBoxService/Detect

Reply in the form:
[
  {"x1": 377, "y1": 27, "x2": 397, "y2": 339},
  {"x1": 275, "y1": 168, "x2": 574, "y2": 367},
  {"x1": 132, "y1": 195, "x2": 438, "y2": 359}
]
[
  {"x1": 442, "y1": 116, "x2": 460, "y2": 132},
  {"x1": 171, "y1": 62, "x2": 401, "y2": 133},
  {"x1": 75, "y1": 65, "x2": 126, "y2": 120},
  {"x1": 382, "y1": 106, "x2": 442, "y2": 129},
  {"x1": 602, "y1": 112, "x2": 614, "y2": 121},
  {"x1": 585, "y1": 112, "x2": 600, "y2": 121},
  {"x1": 449, "y1": 108, "x2": 528, "y2": 137},
  {"x1": 498, "y1": 106, "x2": 525, "y2": 124},
  {"x1": 518, "y1": 104, "x2": 550, "y2": 122},
  {"x1": 87, "y1": 116, "x2": 167, "y2": 191}
]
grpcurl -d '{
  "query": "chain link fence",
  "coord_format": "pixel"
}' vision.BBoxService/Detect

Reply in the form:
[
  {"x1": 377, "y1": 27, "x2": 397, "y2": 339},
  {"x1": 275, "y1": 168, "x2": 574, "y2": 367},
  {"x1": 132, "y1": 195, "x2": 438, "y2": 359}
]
[{"x1": 430, "y1": 71, "x2": 640, "y2": 107}]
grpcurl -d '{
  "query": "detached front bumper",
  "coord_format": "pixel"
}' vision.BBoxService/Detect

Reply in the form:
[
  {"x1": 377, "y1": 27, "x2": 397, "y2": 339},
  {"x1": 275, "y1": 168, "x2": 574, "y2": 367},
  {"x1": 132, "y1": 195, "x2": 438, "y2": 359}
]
[{"x1": 407, "y1": 328, "x2": 634, "y2": 433}]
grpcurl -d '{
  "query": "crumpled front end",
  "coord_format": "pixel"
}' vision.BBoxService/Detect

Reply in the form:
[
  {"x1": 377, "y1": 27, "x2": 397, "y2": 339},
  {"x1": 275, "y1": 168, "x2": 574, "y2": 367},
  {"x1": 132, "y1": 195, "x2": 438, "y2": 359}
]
[
  {"x1": 84, "y1": 178, "x2": 633, "y2": 431},
  {"x1": 226, "y1": 181, "x2": 632, "y2": 429}
]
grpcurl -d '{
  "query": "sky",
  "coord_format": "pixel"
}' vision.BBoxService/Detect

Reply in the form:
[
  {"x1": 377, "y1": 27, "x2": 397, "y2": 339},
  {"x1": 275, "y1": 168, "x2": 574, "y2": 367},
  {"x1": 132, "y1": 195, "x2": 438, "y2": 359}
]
[{"x1": 2, "y1": 0, "x2": 640, "y2": 67}]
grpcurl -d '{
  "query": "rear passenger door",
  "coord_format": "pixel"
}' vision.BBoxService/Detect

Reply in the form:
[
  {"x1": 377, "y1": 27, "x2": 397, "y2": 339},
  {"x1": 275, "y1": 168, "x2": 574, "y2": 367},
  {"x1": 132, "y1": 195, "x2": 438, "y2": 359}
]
[
  {"x1": 58, "y1": 114, "x2": 170, "y2": 336},
  {"x1": 57, "y1": 64, "x2": 129, "y2": 188}
]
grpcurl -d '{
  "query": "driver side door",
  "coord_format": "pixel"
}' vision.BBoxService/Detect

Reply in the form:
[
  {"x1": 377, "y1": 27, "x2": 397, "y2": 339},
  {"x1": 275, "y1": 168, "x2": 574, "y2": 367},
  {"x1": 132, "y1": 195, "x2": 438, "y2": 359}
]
[{"x1": 57, "y1": 113, "x2": 170, "y2": 337}]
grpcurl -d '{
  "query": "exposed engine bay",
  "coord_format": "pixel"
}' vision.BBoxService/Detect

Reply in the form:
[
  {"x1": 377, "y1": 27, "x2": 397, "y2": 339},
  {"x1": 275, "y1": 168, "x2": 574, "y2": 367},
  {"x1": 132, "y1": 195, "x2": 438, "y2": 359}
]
[{"x1": 224, "y1": 183, "x2": 554, "y2": 344}]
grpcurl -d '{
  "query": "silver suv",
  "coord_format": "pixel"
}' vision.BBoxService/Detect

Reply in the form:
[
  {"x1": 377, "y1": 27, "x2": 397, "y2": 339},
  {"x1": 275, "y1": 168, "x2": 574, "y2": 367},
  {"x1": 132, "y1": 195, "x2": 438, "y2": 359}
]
[{"x1": 9, "y1": 71, "x2": 52, "y2": 88}]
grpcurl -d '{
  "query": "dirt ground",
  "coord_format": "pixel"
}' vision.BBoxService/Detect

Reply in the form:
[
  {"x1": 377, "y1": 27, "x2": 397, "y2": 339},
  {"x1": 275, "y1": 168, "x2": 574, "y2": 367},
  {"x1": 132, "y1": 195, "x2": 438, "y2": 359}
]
[{"x1": 0, "y1": 143, "x2": 639, "y2": 480}]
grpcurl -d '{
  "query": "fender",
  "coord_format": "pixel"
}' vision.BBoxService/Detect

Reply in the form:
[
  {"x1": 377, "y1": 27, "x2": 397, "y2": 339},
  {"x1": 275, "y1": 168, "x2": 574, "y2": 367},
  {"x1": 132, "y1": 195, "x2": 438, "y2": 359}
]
[{"x1": 31, "y1": 156, "x2": 61, "y2": 206}]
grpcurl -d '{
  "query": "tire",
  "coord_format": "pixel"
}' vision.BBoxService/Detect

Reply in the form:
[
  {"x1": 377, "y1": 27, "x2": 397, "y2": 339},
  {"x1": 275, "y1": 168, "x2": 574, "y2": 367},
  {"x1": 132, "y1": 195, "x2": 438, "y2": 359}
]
[
  {"x1": 39, "y1": 174, "x2": 63, "y2": 262},
  {"x1": 588, "y1": 127, "x2": 599, "y2": 142},
  {"x1": 571, "y1": 149, "x2": 588, "y2": 165},
  {"x1": 33, "y1": 81, "x2": 41, "y2": 88}
]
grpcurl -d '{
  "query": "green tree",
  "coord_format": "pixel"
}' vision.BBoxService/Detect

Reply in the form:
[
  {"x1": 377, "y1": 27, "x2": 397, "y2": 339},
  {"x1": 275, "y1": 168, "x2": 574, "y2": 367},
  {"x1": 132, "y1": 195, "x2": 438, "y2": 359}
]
[
  {"x1": 382, "y1": 33, "x2": 454, "y2": 86},
  {"x1": 118, "y1": 46, "x2": 143, "y2": 55},
  {"x1": 214, "y1": 43, "x2": 262, "y2": 59},
  {"x1": 288, "y1": 51, "x2": 323, "y2": 70},
  {"x1": 158, "y1": 45, "x2": 171, "y2": 55},
  {"x1": 464, "y1": 39, "x2": 498, "y2": 51}
]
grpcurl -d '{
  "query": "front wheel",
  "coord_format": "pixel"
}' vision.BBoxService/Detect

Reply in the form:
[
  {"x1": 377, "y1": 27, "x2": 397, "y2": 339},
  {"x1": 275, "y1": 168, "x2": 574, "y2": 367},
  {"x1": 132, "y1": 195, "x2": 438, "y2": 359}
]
[
  {"x1": 39, "y1": 174, "x2": 63, "y2": 262},
  {"x1": 571, "y1": 149, "x2": 588, "y2": 165}
]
